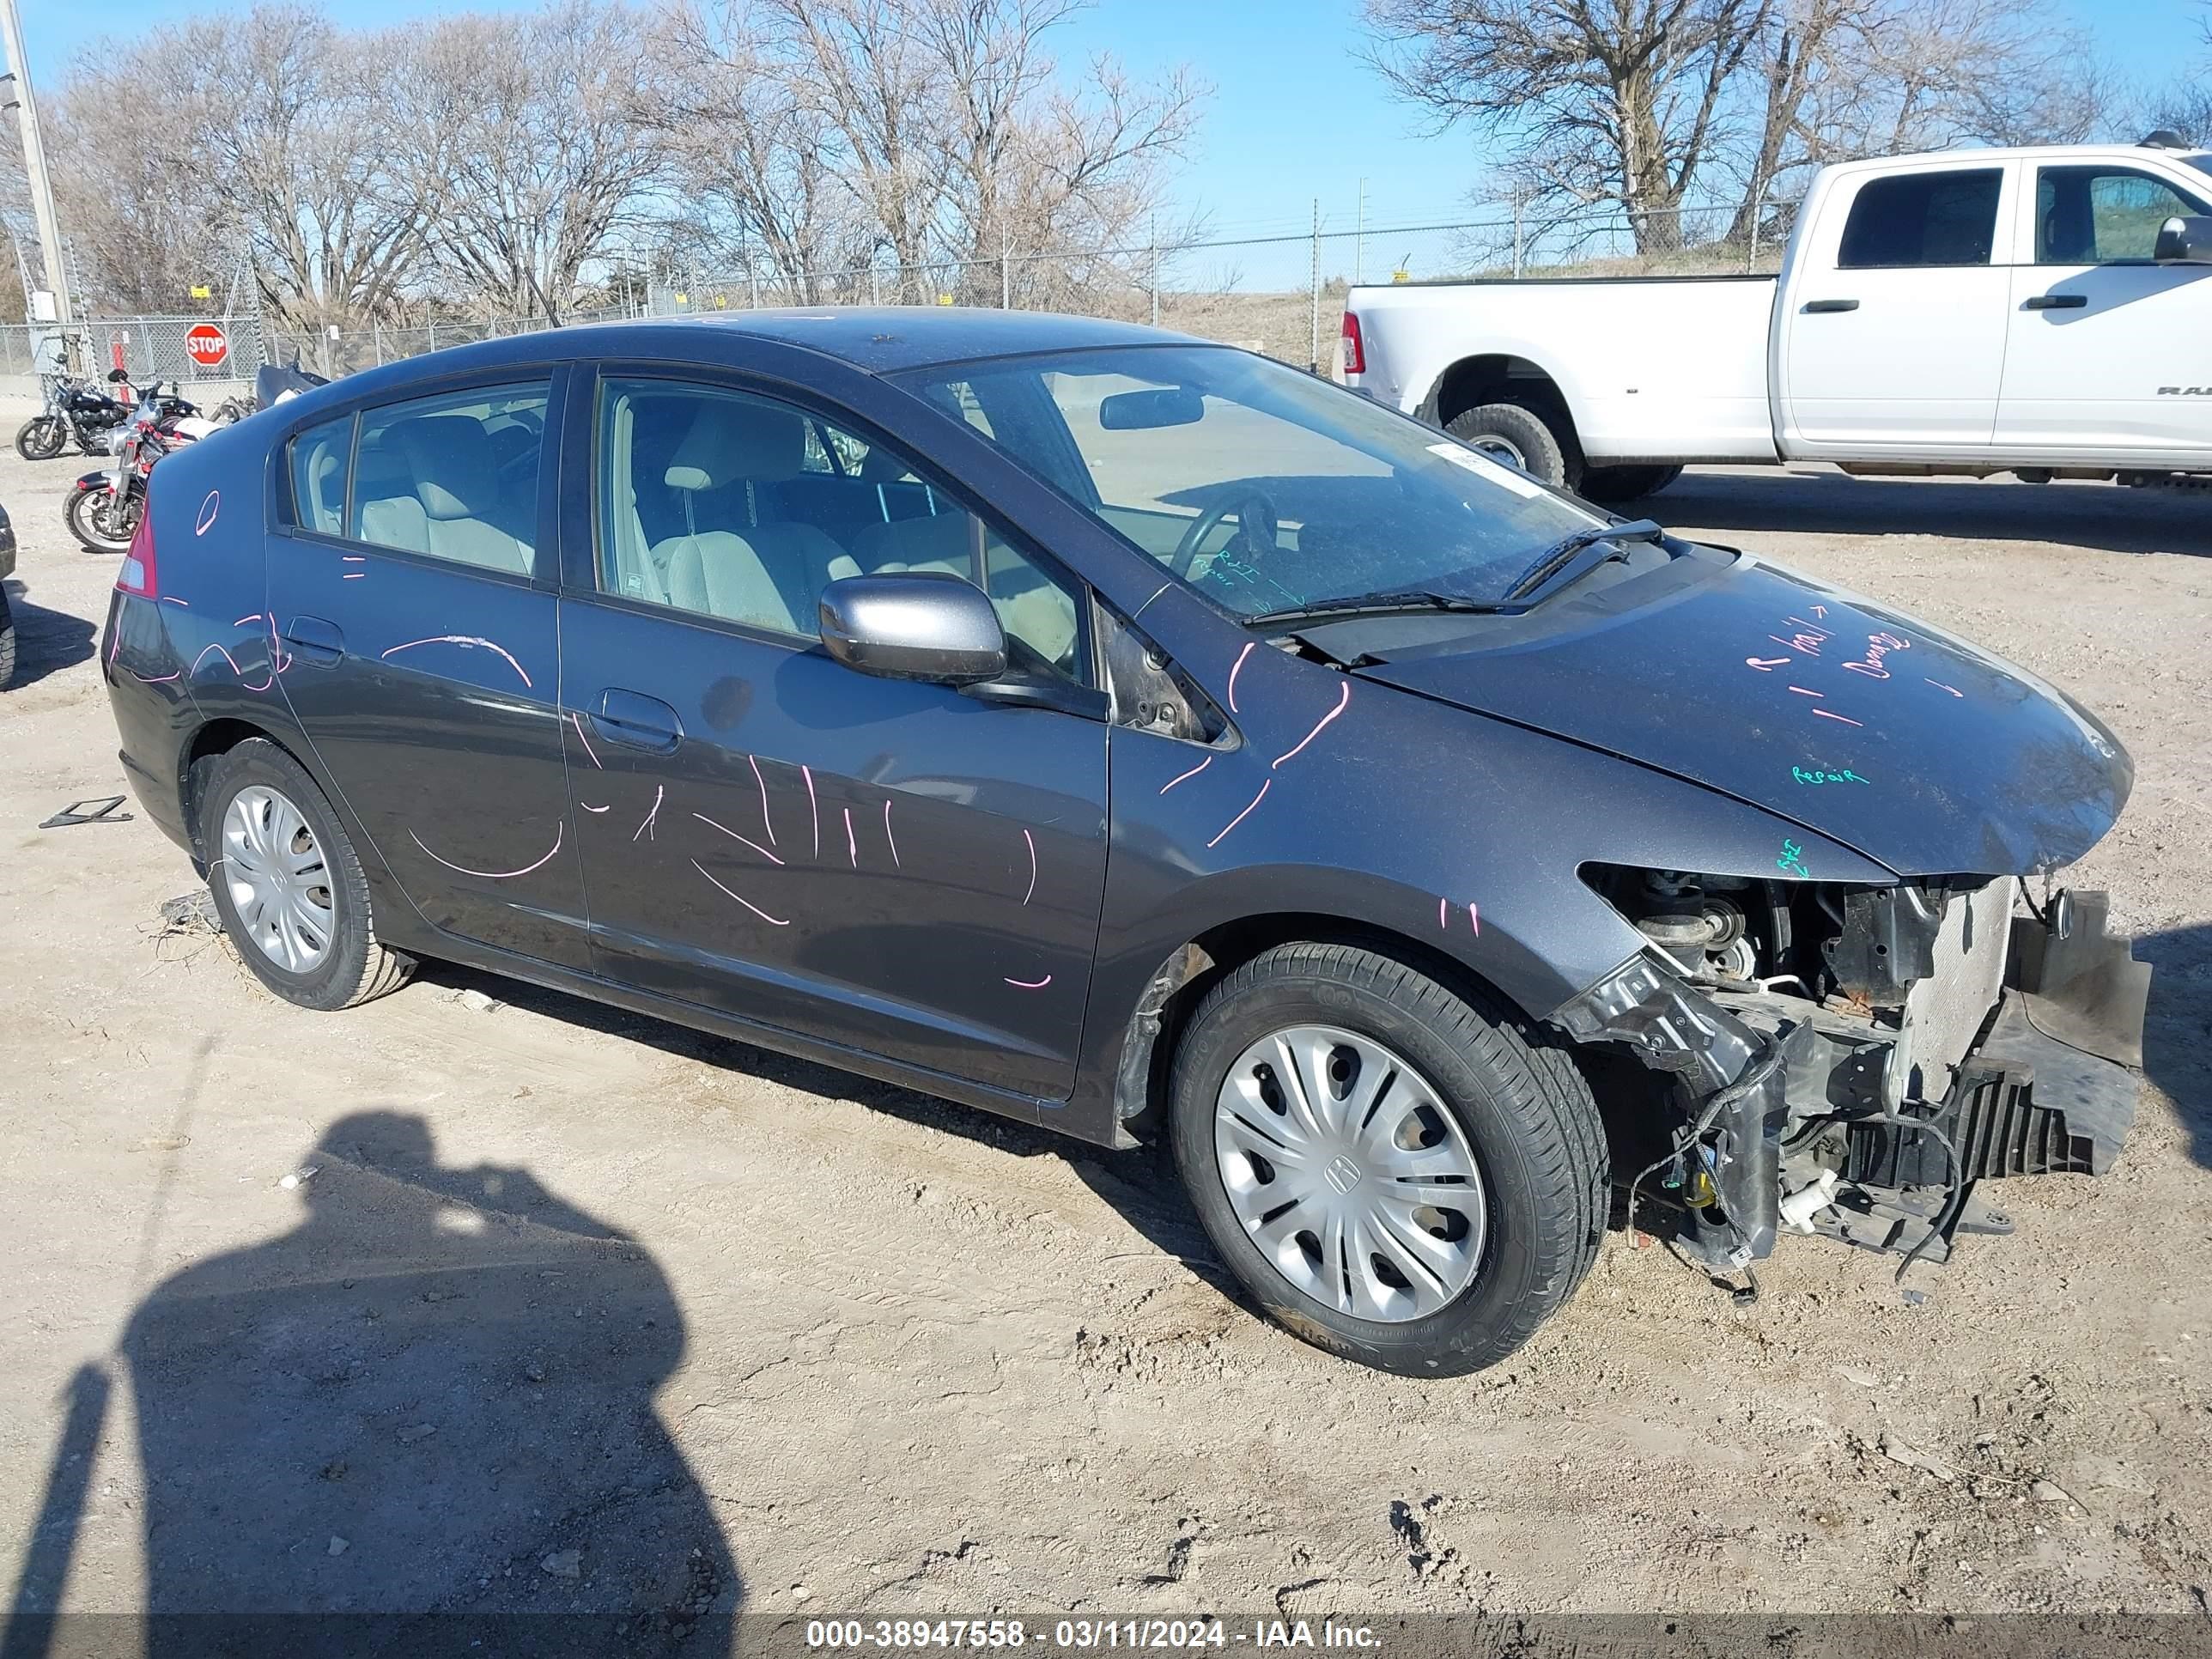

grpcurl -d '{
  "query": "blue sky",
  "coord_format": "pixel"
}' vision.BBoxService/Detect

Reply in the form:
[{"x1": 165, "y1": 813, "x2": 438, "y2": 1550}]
[{"x1": 15, "y1": 0, "x2": 2209, "y2": 243}]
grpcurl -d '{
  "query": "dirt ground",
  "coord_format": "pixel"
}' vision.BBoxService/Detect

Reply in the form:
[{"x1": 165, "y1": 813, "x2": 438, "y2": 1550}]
[{"x1": 2, "y1": 415, "x2": 2209, "y2": 1638}]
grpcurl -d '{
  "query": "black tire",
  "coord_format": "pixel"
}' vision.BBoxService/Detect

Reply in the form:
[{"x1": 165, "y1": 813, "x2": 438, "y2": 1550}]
[
  {"x1": 1444, "y1": 401, "x2": 1572, "y2": 489},
  {"x1": 15, "y1": 416, "x2": 65, "y2": 461},
  {"x1": 1169, "y1": 942, "x2": 1607, "y2": 1376},
  {"x1": 64, "y1": 483, "x2": 136, "y2": 554},
  {"x1": 1578, "y1": 464, "x2": 1682, "y2": 504},
  {"x1": 198, "y1": 738, "x2": 415, "y2": 1011},
  {"x1": 0, "y1": 588, "x2": 15, "y2": 689}
]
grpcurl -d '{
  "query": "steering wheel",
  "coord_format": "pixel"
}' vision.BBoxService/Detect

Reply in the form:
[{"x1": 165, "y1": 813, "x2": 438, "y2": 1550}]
[{"x1": 1170, "y1": 486, "x2": 1280, "y2": 579}]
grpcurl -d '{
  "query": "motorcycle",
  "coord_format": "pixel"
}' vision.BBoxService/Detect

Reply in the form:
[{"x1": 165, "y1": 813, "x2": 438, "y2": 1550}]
[
  {"x1": 15, "y1": 376, "x2": 132, "y2": 460},
  {"x1": 64, "y1": 384, "x2": 222, "y2": 553}
]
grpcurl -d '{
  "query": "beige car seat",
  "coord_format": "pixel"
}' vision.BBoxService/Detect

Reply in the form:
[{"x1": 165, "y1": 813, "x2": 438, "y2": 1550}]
[{"x1": 357, "y1": 416, "x2": 533, "y2": 574}]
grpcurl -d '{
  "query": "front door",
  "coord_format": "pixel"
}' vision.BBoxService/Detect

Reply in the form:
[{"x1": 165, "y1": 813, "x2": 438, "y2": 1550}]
[
  {"x1": 1780, "y1": 165, "x2": 2013, "y2": 452},
  {"x1": 555, "y1": 372, "x2": 1109, "y2": 1099},
  {"x1": 266, "y1": 373, "x2": 591, "y2": 969},
  {"x1": 1995, "y1": 162, "x2": 2212, "y2": 457}
]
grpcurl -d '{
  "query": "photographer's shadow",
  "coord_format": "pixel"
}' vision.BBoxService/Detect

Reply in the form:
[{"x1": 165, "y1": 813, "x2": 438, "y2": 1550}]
[{"x1": 112, "y1": 1111, "x2": 737, "y2": 1649}]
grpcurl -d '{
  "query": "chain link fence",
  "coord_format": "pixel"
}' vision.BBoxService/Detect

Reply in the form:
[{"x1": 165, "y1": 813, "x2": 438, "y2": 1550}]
[{"x1": 3, "y1": 198, "x2": 1795, "y2": 393}]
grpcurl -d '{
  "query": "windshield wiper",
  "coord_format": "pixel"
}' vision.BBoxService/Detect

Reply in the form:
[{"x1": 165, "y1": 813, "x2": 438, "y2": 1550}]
[
  {"x1": 1502, "y1": 518, "x2": 1668, "y2": 602},
  {"x1": 1243, "y1": 589, "x2": 1504, "y2": 628}
]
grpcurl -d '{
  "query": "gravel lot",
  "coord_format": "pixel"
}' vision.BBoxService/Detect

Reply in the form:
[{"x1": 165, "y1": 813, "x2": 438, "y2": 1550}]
[{"x1": 2, "y1": 419, "x2": 2209, "y2": 1636}]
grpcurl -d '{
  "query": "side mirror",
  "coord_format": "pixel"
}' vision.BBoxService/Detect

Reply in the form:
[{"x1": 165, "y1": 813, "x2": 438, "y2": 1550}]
[
  {"x1": 2154, "y1": 215, "x2": 2212, "y2": 264},
  {"x1": 1098, "y1": 386, "x2": 1204, "y2": 429},
  {"x1": 818, "y1": 574, "x2": 1007, "y2": 685}
]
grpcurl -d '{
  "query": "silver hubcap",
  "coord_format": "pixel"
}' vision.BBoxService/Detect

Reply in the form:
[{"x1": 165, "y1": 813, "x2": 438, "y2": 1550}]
[
  {"x1": 221, "y1": 786, "x2": 334, "y2": 973},
  {"x1": 1212, "y1": 1024, "x2": 1486, "y2": 1323}
]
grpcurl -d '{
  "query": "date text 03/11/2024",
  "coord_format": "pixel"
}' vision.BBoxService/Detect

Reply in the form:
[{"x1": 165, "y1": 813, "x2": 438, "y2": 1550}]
[{"x1": 803, "y1": 1618, "x2": 1383, "y2": 1650}]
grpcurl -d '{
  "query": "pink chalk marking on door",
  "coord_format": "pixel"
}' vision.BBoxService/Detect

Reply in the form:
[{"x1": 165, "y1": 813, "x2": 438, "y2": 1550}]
[
  {"x1": 131, "y1": 668, "x2": 182, "y2": 684},
  {"x1": 749, "y1": 755, "x2": 776, "y2": 845},
  {"x1": 1159, "y1": 754, "x2": 1214, "y2": 794},
  {"x1": 1021, "y1": 828, "x2": 1038, "y2": 904},
  {"x1": 379, "y1": 635, "x2": 533, "y2": 690},
  {"x1": 690, "y1": 860, "x2": 790, "y2": 926},
  {"x1": 1206, "y1": 778, "x2": 1271, "y2": 848},
  {"x1": 342, "y1": 572, "x2": 365, "y2": 580},
  {"x1": 1746, "y1": 657, "x2": 1790, "y2": 672},
  {"x1": 1438, "y1": 896, "x2": 1449, "y2": 930},
  {"x1": 1004, "y1": 974, "x2": 1053, "y2": 990},
  {"x1": 1226, "y1": 641, "x2": 1255, "y2": 713},
  {"x1": 1468, "y1": 902, "x2": 1480, "y2": 937},
  {"x1": 341, "y1": 554, "x2": 366, "y2": 563},
  {"x1": 264, "y1": 614, "x2": 293, "y2": 674},
  {"x1": 843, "y1": 806, "x2": 858, "y2": 867},
  {"x1": 160, "y1": 596, "x2": 190, "y2": 607},
  {"x1": 580, "y1": 803, "x2": 610, "y2": 813},
  {"x1": 233, "y1": 613, "x2": 263, "y2": 628},
  {"x1": 803, "y1": 764, "x2": 819, "y2": 859},
  {"x1": 409, "y1": 823, "x2": 564, "y2": 879},
  {"x1": 884, "y1": 799, "x2": 900, "y2": 867},
  {"x1": 194, "y1": 490, "x2": 220, "y2": 537},
  {"x1": 633, "y1": 784, "x2": 664, "y2": 842},
  {"x1": 1927, "y1": 679, "x2": 1962, "y2": 698},
  {"x1": 1811, "y1": 708, "x2": 1864, "y2": 726},
  {"x1": 1787, "y1": 685, "x2": 1823, "y2": 698},
  {"x1": 1273, "y1": 681, "x2": 1351, "y2": 769},
  {"x1": 191, "y1": 642, "x2": 244, "y2": 677},
  {"x1": 692, "y1": 811, "x2": 784, "y2": 865},
  {"x1": 108, "y1": 627, "x2": 122, "y2": 665},
  {"x1": 568, "y1": 711, "x2": 603, "y2": 769}
]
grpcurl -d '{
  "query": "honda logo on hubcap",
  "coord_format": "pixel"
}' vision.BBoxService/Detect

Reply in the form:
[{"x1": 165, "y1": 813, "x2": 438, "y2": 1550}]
[{"x1": 1323, "y1": 1154, "x2": 1364, "y2": 1194}]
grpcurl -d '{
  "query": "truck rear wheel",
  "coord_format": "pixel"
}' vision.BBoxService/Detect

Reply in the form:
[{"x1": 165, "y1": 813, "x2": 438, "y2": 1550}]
[
  {"x1": 1579, "y1": 465, "x2": 1682, "y2": 504},
  {"x1": 1444, "y1": 402, "x2": 1571, "y2": 489}
]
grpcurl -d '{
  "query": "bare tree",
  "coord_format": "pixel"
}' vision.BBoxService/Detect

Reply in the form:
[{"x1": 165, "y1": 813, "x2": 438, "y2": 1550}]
[{"x1": 397, "y1": 3, "x2": 669, "y2": 322}]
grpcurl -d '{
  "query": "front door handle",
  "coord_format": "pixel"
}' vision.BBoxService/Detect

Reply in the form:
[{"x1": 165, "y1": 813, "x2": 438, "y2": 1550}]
[
  {"x1": 590, "y1": 688, "x2": 683, "y2": 752},
  {"x1": 282, "y1": 614, "x2": 344, "y2": 665},
  {"x1": 2024, "y1": 293, "x2": 2087, "y2": 310},
  {"x1": 1802, "y1": 298, "x2": 1859, "y2": 313}
]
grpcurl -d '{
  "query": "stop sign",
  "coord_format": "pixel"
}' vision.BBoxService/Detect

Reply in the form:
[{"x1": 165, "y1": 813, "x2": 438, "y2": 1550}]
[{"x1": 185, "y1": 323, "x2": 229, "y2": 368}]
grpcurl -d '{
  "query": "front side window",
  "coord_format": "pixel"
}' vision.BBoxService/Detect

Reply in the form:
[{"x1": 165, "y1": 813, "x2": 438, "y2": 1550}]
[
  {"x1": 287, "y1": 412, "x2": 353, "y2": 536},
  {"x1": 899, "y1": 345, "x2": 1606, "y2": 621},
  {"x1": 1836, "y1": 169, "x2": 2003, "y2": 269},
  {"x1": 594, "y1": 379, "x2": 1086, "y2": 681},
  {"x1": 2036, "y1": 166, "x2": 2210, "y2": 264},
  {"x1": 348, "y1": 381, "x2": 549, "y2": 574}
]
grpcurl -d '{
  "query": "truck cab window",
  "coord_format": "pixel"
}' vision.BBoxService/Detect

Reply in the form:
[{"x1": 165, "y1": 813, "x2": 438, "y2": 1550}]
[
  {"x1": 1836, "y1": 169, "x2": 2002, "y2": 269},
  {"x1": 2035, "y1": 167, "x2": 2209, "y2": 264}
]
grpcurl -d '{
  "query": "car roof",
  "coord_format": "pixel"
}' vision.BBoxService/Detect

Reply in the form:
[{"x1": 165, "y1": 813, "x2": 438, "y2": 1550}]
[{"x1": 568, "y1": 307, "x2": 1211, "y2": 373}]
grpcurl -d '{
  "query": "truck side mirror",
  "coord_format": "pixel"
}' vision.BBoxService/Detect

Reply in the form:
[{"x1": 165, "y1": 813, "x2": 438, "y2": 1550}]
[{"x1": 2154, "y1": 215, "x2": 2212, "y2": 264}]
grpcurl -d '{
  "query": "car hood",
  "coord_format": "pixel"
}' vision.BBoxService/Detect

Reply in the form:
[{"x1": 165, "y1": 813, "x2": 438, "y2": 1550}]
[{"x1": 1351, "y1": 551, "x2": 2131, "y2": 878}]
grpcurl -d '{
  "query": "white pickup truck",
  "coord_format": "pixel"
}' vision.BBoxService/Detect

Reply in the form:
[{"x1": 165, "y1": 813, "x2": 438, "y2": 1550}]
[{"x1": 1341, "y1": 139, "x2": 2212, "y2": 502}]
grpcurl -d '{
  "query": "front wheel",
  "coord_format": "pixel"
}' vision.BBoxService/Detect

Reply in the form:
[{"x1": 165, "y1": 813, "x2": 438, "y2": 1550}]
[
  {"x1": 0, "y1": 586, "x2": 16, "y2": 689},
  {"x1": 64, "y1": 483, "x2": 137, "y2": 553},
  {"x1": 15, "y1": 416, "x2": 65, "y2": 461},
  {"x1": 1170, "y1": 942, "x2": 1607, "y2": 1376}
]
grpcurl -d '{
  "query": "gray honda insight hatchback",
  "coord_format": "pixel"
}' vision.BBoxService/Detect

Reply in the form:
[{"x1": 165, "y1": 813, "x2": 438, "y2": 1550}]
[{"x1": 101, "y1": 311, "x2": 2148, "y2": 1374}]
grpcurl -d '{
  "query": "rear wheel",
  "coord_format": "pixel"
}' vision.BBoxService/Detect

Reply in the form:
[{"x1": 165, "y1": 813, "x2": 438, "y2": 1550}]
[
  {"x1": 1443, "y1": 401, "x2": 1572, "y2": 489},
  {"x1": 1578, "y1": 464, "x2": 1682, "y2": 504},
  {"x1": 15, "y1": 416, "x2": 65, "y2": 461},
  {"x1": 199, "y1": 739, "x2": 414, "y2": 1011},
  {"x1": 1170, "y1": 942, "x2": 1607, "y2": 1376}
]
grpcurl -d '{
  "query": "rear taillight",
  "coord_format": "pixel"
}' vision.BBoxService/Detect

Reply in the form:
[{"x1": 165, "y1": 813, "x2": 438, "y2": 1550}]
[
  {"x1": 117, "y1": 482, "x2": 157, "y2": 598},
  {"x1": 1340, "y1": 311, "x2": 1365, "y2": 376}
]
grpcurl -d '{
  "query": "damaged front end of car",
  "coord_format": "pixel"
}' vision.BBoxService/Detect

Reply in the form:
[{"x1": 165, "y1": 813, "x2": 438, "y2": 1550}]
[{"x1": 1553, "y1": 866, "x2": 2150, "y2": 1274}]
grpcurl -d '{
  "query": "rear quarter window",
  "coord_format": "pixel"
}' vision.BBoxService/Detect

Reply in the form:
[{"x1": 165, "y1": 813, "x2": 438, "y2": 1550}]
[
  {"x1": 1836, "y1": 169, "x2": 2003, "y2": 269},
  {"x1": 287, "y1": 413, "x2": 355, "y2": 535}
]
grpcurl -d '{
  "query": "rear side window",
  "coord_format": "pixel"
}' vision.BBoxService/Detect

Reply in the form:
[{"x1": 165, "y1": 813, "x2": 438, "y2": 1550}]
[
  {"x1": 1836, "y1": 169, "x2": 2003, "y2": 268},
  {"x1": 347, "y1": 382, "x2": 550, "y2": 575},
  {"x1": 287, "y1": 413, "x2": 354, "y2": 536}
]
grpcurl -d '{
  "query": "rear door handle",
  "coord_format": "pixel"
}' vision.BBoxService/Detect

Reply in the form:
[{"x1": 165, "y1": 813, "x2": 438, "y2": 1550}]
[
  {"x1": 282, "y1": 615, "x2": 344, "y2": 665},
  {"x1": 1802, "y1": 298, "x2": 1859, "y2": 313},
  {"x1": 590, "y1": 688, "x2": 683, "y2": 752},
  {"x1": 2024, "y1": 293, "x2": 2087, "y2": 310}
]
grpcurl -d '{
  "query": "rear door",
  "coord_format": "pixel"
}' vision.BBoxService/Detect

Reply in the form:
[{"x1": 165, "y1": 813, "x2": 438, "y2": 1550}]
[
  {"x1": 266, "y1": 371, "x2": 591, "y2": 969},
  {"x1": 1778, "y1": 163, "x2": 2014, "y2": 452},
  {"x1": 1995, "y1": 161, "x2": 2212, "y2": 457},
  {"x1": 552, "y1": 368, "x2": 1110, "y2": 1099}
]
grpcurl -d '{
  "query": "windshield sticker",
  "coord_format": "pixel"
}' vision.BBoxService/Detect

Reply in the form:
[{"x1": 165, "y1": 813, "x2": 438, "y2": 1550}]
[
  {"x1": 1425, "y1": 441, "x2": 1545, "y2": 498},
  {"x1": 1792, "y1": 767, "x2": 1869, "y2": 786}
]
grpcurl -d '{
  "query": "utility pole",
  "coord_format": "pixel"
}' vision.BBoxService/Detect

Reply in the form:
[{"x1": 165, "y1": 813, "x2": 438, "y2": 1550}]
[
  {"x1": 0, "y1": 0, "x2": 79, "y2": 371},
  {"x1": 1308, "y1": 198, "x2": 1322, "y2": 374},
  {"x1": 1354, "y1": 179, "x2": 1366, "y2": 287}
]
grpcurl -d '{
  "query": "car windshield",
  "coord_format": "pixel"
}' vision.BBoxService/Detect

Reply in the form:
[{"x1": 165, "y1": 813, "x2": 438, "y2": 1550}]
[{"x1": 897, "y1": 344, "x2": 1607, "y2": 619}]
